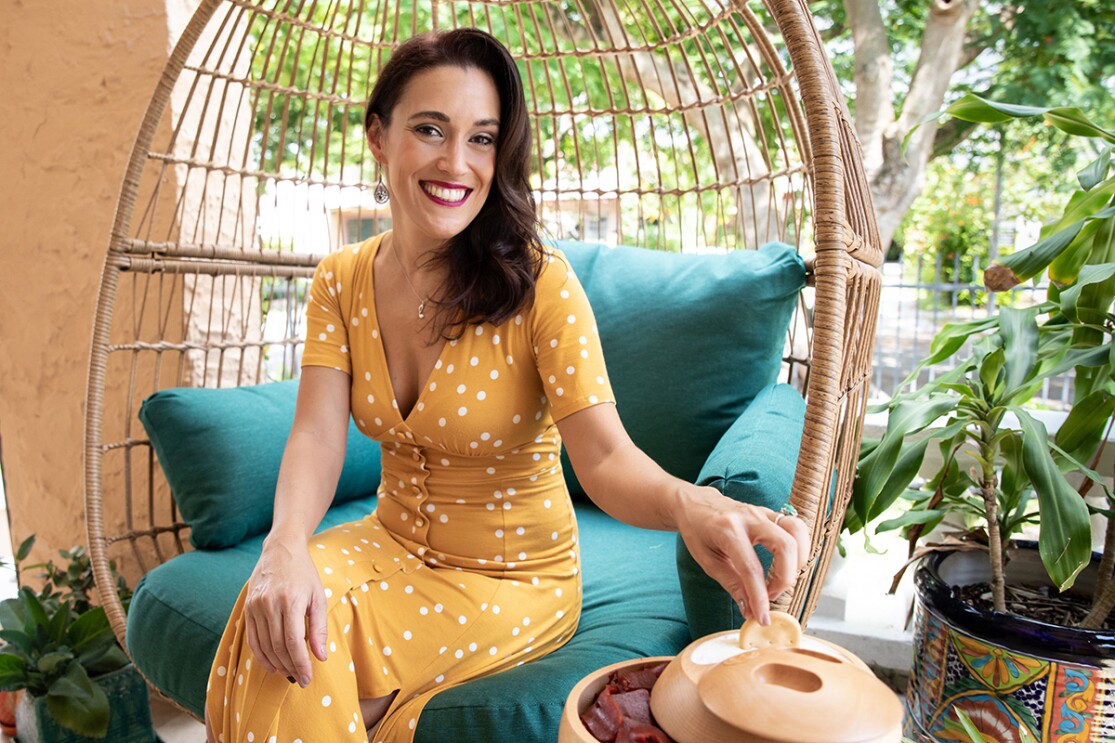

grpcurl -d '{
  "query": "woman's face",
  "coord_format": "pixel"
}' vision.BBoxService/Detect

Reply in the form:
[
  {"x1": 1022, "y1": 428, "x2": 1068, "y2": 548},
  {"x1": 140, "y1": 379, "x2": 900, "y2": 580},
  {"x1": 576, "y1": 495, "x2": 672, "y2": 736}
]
[{"x1": 369, "y1": 65, "x2": 500, "y2": 249}]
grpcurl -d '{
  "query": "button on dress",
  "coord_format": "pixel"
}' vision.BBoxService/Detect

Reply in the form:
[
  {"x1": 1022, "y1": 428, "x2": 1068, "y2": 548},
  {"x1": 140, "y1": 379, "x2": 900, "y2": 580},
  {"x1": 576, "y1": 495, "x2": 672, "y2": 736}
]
[{"x1": 206, "y1": 233, "x2": 615, "y2": 742}]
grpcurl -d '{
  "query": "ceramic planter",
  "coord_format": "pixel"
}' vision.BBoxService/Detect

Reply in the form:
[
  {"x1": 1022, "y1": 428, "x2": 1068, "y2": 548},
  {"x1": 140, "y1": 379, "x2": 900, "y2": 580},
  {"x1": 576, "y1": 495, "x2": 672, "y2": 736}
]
[
  {"x1": 905, "y1": 545, "x2": 1115, "y2": 742},
  {"x1": 14, "y1": 664, "x2": 156, "y2": 743}
]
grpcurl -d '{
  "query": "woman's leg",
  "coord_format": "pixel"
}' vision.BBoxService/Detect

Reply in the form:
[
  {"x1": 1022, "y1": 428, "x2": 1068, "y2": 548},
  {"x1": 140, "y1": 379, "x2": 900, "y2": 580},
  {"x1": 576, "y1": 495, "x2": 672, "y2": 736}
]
[{"x1": 360, "y1": 689, "x2": 399, "y2": 735}]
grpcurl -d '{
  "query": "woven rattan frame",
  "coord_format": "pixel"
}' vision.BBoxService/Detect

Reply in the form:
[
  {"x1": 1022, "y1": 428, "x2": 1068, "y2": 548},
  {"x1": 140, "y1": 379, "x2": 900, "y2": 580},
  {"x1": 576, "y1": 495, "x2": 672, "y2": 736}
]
[{"x1": 85, "y1": 0, "x2": 882, "y2": 708}]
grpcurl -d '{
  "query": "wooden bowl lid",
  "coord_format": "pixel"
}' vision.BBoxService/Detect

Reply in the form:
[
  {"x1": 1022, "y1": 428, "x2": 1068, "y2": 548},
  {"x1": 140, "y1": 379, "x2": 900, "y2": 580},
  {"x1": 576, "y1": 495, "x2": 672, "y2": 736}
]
[{"x1": 697, "y1": 647, "x2": 904, "y2": 742}]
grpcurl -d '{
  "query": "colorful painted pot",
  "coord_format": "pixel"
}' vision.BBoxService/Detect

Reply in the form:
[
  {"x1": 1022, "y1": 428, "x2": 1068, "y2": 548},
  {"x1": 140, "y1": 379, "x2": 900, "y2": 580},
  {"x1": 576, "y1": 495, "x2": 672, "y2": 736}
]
[{"x1": 905, "y1": 546, "x2": 1115, "y2": 742}]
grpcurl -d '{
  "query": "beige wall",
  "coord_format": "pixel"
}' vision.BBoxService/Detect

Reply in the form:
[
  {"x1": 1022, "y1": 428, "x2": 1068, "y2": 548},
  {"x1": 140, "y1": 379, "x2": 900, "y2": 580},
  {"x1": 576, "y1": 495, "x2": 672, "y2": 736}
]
[{"x1": 0, "y1": 0, "x2": 200, "y2": 568}]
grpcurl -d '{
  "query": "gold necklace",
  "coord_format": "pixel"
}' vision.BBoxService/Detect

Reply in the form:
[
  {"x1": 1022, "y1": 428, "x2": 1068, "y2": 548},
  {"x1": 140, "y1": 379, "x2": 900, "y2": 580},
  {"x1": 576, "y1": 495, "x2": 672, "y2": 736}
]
[{"x1": 390, "y1": 241, "x2": 431, "y2": 320}]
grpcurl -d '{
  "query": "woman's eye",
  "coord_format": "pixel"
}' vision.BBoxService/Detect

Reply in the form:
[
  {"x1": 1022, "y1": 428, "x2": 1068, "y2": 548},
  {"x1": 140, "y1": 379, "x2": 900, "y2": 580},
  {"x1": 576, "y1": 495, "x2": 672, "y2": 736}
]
[
  {"x1": 414, "y1": 125, "x2": 442, "y2": 138},
  {"x1": 473, "y1": 133, "x2": 496, "y2": 146}
]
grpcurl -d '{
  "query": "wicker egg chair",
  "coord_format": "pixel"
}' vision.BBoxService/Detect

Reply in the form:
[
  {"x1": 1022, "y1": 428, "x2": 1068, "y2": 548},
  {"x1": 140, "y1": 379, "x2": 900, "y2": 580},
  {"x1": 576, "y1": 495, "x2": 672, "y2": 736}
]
[{"x1": 85, "y1": 0, "x2": 882, "y2": 693}]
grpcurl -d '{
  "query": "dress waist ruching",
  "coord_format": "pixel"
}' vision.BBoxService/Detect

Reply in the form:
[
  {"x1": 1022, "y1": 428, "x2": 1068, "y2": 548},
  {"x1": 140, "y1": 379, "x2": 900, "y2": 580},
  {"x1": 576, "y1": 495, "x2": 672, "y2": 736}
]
[{"x1": 374, "y1": 442, "x2": 580, "y2": 579}]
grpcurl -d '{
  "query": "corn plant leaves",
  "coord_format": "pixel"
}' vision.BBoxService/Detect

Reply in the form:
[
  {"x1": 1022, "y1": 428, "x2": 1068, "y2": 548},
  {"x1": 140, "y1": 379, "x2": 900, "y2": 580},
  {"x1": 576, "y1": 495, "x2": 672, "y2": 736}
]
[
  {"x1": 995, "y1": 204, "x2": 1115, "y2": 285},
  {"x1": 1055, "y1": 391, "x2": 1115, "y2": 465},
  {"x1": 853, "y1": 399, "x2": 957, "y2": 525},
  {"x1": 998, "y1": 308, "x2": 1039, "y2": 396},
  {"x1": 1079, "y1": 146, "x2": 1112, "y2": 191},
  {"x1": 941, "y1": 95, "x2": 1115, "y2": 143},
  {"x1": 1015, "y1": 410, "x2": 1092, "y2": 591}
]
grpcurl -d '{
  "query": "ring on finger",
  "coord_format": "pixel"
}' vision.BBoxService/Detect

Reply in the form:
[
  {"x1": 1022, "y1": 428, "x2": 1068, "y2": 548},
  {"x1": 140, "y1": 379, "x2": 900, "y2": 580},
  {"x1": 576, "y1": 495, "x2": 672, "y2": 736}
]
[{"x1": 773, "y1": 503, "x2": 797, "y2": 526}]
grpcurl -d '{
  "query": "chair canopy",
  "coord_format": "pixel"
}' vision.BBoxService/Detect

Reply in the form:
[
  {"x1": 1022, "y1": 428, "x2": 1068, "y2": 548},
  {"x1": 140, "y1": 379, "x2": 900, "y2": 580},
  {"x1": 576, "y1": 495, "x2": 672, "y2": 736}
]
[{"x1": 85, "y1": 0, "x2": 883, "y2": 657}]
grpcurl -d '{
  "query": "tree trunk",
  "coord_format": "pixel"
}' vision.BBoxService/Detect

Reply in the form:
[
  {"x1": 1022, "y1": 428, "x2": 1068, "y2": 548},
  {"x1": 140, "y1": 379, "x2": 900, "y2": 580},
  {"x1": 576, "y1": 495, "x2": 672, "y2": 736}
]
[
  {"x1": 577, "y1": 0, "x2": 784, "y2": 245},
  {"x1": 846, "y1": 0, "x2": 981, "y2": 250}
]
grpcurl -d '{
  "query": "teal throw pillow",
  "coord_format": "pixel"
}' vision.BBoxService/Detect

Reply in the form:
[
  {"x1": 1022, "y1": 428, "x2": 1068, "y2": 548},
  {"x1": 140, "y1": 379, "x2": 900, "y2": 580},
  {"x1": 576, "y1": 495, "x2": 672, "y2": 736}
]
[
  {"x1": 553, "y1": 241, "x2": 805, "y2": 493},
  {"x1": 138, "y1": 380, "x2": 382, "y2": 549},
  {"x1": 676, "y1": 383, "x2": 805, "y2": 639}
]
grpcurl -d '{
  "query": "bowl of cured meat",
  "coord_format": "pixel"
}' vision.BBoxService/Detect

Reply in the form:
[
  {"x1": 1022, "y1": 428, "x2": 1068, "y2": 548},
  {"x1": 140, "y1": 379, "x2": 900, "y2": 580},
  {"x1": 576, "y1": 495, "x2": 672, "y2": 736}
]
[
  {"x1": 558, "y1": 657, "x2": 677, "y2": 743},
  {"x1": 560, "y1": 612, "x2": 904, "y2": 743}
]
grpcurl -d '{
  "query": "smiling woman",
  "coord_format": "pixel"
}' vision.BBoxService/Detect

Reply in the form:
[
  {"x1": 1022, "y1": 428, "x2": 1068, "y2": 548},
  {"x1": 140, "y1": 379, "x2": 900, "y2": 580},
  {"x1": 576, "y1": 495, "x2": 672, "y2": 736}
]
[{"x1": 201, "y1": 26, "x2": 809, "y2": 743}]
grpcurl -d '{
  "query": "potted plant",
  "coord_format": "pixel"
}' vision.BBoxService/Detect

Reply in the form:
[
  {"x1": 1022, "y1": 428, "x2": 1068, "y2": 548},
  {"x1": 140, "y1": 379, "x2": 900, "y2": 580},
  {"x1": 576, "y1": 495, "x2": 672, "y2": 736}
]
[
  {"x1": 848, "y1": 96, "x2": 1114, "y2": 742},
  {"x1": 0, "y1": 537, "x2": 155, "y2": 742}
]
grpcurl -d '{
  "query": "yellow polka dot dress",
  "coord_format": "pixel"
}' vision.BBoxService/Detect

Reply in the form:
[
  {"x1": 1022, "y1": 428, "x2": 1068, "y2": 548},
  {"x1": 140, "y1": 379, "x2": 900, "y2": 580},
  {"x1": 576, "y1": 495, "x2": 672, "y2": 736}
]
[{"x1": 206, "y1": 233, "x2": 615, "y2": 743}]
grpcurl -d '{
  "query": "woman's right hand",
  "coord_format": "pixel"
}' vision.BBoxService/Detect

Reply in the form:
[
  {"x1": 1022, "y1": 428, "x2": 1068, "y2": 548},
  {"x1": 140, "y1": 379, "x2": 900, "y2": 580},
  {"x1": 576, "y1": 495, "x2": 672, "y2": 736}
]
[{"x1": 243, "y1": 534, "x2": 329, "y2": 687}]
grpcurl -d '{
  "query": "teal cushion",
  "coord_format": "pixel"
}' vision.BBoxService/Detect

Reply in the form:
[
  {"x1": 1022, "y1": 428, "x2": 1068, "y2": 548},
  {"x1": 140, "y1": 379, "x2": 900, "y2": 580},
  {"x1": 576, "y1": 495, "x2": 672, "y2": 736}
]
[
  {"x1": 126, "y1": 496, "x2": 380, "y2": 712},
  {"x1": 126, "y1": 502, "x2": 690, "y2": 739},
  {"x1": 676, "y1": 383, "x2": 805, "y2": 640},
  {"x1": 138, "y1": 380, "x2": 382, "y2": 550},
  {"x1": 553, "y1": 241, "x2": 805, "y2": 494}
]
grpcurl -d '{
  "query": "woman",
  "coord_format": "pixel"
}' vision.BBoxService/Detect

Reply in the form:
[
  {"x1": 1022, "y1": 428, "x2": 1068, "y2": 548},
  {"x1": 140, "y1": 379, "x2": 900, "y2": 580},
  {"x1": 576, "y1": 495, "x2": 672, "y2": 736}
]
[{"x1": 206, "y1": 27, "x2": 808, "y2": 743}]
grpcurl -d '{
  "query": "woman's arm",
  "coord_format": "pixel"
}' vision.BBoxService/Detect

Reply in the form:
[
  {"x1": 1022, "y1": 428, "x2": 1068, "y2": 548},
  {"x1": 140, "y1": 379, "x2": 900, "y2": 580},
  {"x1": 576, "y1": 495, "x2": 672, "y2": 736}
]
[
  {"x1": 557, "y1": 403, "x2": 809, "y2": 627},
  {"x1": 244, "y1": 366, "x2": 352, "y2": 686}
]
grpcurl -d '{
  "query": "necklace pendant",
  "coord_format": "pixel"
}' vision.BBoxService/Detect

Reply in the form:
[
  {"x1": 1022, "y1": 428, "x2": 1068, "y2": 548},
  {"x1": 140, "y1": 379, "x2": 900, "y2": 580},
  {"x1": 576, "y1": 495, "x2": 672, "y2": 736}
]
[{"x1": 418, "y1": 301, "x2": 426, "y2": 320}]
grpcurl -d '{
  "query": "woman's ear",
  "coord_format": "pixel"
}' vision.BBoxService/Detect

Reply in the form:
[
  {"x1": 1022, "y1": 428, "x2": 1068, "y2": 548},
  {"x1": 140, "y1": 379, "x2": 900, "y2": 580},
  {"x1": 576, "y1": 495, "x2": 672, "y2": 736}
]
[{"x1": 366, "y1": 115, "x2": 386, "y2": 163}]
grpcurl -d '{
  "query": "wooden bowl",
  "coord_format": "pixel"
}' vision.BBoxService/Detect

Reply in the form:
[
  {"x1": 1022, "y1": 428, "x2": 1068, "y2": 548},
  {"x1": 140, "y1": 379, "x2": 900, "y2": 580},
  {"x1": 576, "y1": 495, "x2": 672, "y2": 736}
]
[
  {"x1": 558, "y1": 656, "x2": 675, "y2": 743},
  {"x1": 649, "y1": 630, "x2": 904, "y2": 743}
]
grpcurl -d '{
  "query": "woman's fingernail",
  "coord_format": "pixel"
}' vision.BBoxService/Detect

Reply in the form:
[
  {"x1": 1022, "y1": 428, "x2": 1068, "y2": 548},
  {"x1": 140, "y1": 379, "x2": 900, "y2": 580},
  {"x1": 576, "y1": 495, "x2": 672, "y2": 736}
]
[
  {"x1": 760, "y1": 609, "x2": 771, "y2": 626},
  {"x1": 287, "y1": 676, "x2": 296, "y2": 684},
  {"x1": 300, "y1": 675, "x2": 311, "y2": 687}
]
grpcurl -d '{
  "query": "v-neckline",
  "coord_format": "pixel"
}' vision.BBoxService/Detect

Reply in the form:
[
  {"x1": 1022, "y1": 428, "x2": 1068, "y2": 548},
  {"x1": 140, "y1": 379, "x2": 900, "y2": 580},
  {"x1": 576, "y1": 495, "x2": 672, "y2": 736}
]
[{"x1": 368, "y1": 233, "x2": 451, "y2": 425}]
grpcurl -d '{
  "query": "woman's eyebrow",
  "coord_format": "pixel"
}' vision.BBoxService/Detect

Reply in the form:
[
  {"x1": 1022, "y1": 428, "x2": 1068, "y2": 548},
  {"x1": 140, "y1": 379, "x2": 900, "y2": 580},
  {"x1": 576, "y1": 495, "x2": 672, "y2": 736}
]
[{"x1": 407, "y1": 110, "x2": 500, "y2": 128}]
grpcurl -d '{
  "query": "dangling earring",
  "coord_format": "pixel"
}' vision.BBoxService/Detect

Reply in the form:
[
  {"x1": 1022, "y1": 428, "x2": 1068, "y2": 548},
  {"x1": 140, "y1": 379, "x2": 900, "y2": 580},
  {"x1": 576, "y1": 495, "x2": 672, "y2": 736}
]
[{"x1": 374, "y1": 176, "x2": 389, "y2": 204}]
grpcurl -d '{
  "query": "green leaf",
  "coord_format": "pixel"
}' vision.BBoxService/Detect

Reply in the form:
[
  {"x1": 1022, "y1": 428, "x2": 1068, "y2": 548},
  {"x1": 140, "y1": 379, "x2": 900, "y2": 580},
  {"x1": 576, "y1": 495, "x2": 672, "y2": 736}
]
[
  {"x1": 998, "y1": 308, "x2": 1040, "y2": 395},
  {"x1": 1049, "y1": 219, "x2": 1104, "y2": 286},
  {"x1": 1000, "y1": 433, "x2": 1028, "y2": 505},
  {"x1": 978, "y1": 347, "x2": 1005, "y2": 399},
  {"x1": 1055, "y1": 390, "x2": 1115, "y2": 463},
  {"x1": 20, "y1": 588, "x2": 50, "y2": 631},
  {"x1": 84, "y1": 645, "x2": 129, "y2": 677},
  {"x1": 45, "y1": 662, "x2": 109, "y2": 739},
  {"x1": 0, "y1": 597, "x2": 27, "y2": 632},
  {"x1": 925, "y1": 317, "x2": 998, "y2": 366},
  {"x1": 995, "y1": 205, "x2": 1115, "y2": 286},
  {"x1": 1044, "y1": 107, "x2": 1115, "y2": 143},
  {"x1": 0, "y1": 629, "x2": 32, "y2": 655},
  {"x1": 37, "y1": 650, "x2": 75, "y2": 676},
  {"x1": 1037, "y1": 341, "x2": 1113, "y2": 380},
  {"x1": 954, "y1": 708, "x2": 992, "y2": 742},
  {"x1": 854, "y1": 398, "x2": 957, "y2": 522},
  {"x1": 1058, "y1": 262, "x2": 1115, "y2": 321},
  {"x1": 0, "y1": 654, "x2": 28, "y2": 690},
  {"x1": 867, "y1": 438, "x2": 931, "y2": 523},
  {"x1": 1079, "y1": 146, "x2": 1112, "y2": 190},
  {"x1": 1015, "y1": 410, "x2": 1092, "y2": 591},
  {"x1": 944, "y1": 94, "x2": 1049, "y2": 123},
  {"x1": 67, "y1": 607, "x2": 112, "y2": 652},
  {"x1": 875, "y1": 509, "x2": 945, "y2": 533},
  {"x1": 15, "y1": 535, "x2": 35, "y2": 563}
]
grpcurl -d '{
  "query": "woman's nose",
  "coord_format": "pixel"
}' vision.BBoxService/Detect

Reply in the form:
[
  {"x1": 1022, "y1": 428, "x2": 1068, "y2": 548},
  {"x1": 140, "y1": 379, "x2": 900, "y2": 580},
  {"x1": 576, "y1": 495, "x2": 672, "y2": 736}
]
[{"x1": 439, "y1": 139, "x2": 468, "y2": 175}]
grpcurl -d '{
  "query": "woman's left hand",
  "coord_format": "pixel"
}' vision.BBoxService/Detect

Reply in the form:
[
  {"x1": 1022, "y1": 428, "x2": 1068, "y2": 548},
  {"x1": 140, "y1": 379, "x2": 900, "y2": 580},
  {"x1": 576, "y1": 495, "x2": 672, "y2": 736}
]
[{"x1": 673, "y1": 485, "x2": 810, "y2": 626}]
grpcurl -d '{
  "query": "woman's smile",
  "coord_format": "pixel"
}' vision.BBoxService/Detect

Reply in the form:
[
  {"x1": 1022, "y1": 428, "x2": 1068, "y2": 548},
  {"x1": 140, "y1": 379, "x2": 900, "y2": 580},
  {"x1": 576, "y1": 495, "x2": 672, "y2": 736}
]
[{"x1": 421, "y1": 180, "x2": 472, "y2": 206}]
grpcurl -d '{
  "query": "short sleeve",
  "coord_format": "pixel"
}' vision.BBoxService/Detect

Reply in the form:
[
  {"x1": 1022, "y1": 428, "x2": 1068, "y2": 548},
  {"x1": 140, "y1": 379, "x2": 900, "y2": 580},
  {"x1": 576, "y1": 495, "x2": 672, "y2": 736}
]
[
  {"x1": 301, "y1": 253, "x2": 352, "y2": 375},
  {"x1": 531, "y1": 250, "x2": 615, "y2": 421}
]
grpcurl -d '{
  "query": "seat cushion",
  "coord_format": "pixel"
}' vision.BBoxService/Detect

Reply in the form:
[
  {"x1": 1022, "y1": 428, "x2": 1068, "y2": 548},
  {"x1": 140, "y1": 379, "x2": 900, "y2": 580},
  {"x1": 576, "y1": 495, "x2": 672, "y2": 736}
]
[
  {"x1": 676, "y1": 383, "x2": 805, "y2": 639},
  {"x1": 138, "y1": 380, "x2": 382, "y2": 549},
  {"x1": 553, "y1": 241, "x2": 805, "y2": 494},
  {"x1": 126, "y1": 502, "x2": 689, "y2": 740}
]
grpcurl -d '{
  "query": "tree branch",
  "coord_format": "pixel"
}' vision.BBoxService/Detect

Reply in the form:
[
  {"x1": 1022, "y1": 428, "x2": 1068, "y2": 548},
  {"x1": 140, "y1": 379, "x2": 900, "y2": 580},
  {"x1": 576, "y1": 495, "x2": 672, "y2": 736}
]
[{"x1": 931, "y1": 116, "x2": 980, "y2": 159}]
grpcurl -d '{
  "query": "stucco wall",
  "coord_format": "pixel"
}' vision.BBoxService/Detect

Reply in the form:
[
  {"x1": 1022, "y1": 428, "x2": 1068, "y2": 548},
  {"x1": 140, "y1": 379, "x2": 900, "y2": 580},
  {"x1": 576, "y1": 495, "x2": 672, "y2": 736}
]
[{"x1": 0, "y1": 0, "x2": 201, "y2": 570}]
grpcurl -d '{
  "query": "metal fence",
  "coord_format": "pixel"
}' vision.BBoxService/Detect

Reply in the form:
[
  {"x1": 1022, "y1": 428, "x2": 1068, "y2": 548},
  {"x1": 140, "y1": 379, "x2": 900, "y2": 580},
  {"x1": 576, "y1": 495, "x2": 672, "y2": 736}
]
[{"x1": 870, "y1": 253, "x2": 1075, "y2": 409}]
